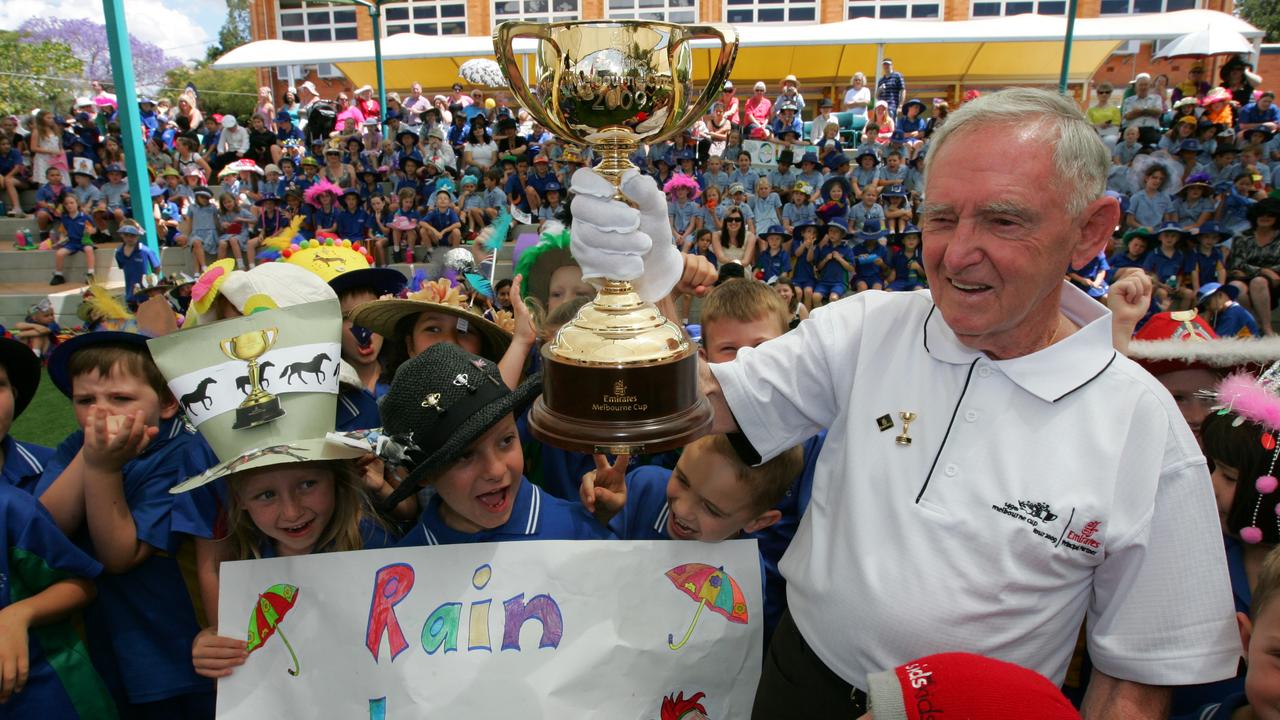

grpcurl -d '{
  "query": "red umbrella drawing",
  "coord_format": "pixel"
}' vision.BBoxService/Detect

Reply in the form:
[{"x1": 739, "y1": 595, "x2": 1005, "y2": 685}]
[
  {"x1": 246, "y1": 583, "x2": 302, "y2": 676},
  {"x1": 665, "y1": 563, "x2": 748, "y2": 651}
]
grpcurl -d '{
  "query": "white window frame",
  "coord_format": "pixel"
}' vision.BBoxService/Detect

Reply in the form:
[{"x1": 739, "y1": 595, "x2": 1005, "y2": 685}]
[
  {"x1": 381, "y1": 0, "x2": 467, "y2": 36},
  {"x1": 845, "y1": 0, "x2": 942, "y2": 20},
  {"x1": 967, "y1": 0, "x2": 1066, "y2": 16},
  {"x1": 1098, "y1": 0, "x2": 1198, "y2": 13},
  {"x1": 605, "y1": 0, "x2": 700, "y2": 24},
  {"x1": 276, "y1": 0, "x2": 359, "y2": 43},
  {"x1": 723, "y1": 0, "x2": 818, "y2": 25},
  {"x1": 491, "y1": 0, "x2": 581, "y2": 29}
]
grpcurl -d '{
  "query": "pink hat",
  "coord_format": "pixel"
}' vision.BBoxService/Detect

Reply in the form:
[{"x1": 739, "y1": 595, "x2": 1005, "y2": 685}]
[{"x1": 662, "y1": 173, "x2": 701, "y2": 200}]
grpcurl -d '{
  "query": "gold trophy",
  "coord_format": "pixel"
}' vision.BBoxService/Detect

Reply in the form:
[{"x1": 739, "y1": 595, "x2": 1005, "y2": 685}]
[
  {"x1": 220, "y1": 328, "x2": 285, "y2": 430},
  {"x1": 495, "y1": 21, "x2": 737, "y2": 454}
]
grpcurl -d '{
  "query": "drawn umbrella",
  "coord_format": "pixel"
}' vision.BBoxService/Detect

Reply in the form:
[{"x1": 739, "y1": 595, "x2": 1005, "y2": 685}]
[
  {"x1": 665, "y1": 563, "x2": 748, "y2": 651},
  {"x1": 246, "y1": 583, "x2": 302, "y2": 676}
]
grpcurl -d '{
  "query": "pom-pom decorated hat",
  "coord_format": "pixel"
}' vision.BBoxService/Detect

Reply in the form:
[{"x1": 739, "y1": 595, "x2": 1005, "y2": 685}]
[{"x1": 279, "y1": 235, "x2": 407, "y2": 298}]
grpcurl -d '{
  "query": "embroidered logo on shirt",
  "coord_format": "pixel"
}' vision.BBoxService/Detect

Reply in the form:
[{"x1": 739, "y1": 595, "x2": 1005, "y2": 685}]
[{"x1": 991, "y1": 499, "x2": 1101, "y2": 556}]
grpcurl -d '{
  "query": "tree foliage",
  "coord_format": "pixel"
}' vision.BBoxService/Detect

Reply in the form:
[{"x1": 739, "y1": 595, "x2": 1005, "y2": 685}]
[
  {"x1": 206, "y1": 0, "x2": 253, "y2": 64},
  {"x1": 0, "y1": 30, "x2": 83, "y2": 116},
  {"x1": 1238, "y1": 0, "x2": 1280, "y2": 43},
  {"x1": 165, "y1": 62, "x2": 258, "y2": 120},
  {"x1": 18, "y1": 17, "x2": 180, "y2": 90}
]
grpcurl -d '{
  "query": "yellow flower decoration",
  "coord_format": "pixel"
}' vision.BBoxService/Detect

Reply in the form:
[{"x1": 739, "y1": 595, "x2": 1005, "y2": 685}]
[
  {"x1": 408, "y1": 278, "x2": 469, "y2": 309},
  {"x1": 491, "y1": 310, "x2": 516, "y2": 333}
]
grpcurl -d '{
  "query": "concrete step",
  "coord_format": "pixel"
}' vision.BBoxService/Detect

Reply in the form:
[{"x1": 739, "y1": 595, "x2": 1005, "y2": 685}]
[
  {"x1": 0, "y1": 280, "x2": 124, "y2": 329},
  {"x1": 0, "y1": 246, "x2": 196, "y2": 284}
]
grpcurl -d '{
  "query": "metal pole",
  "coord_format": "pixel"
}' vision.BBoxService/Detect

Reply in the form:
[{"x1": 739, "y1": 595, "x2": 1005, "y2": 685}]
[
  {"x1": 370, "y1": 3, "x2": 387, "y2": 135},
  {"x1": 1058, "y1": 0, "x2": 1080, "y2": 95},
  {"x1": 102, "y1": 0, "x2": 159, "y2": 256}
]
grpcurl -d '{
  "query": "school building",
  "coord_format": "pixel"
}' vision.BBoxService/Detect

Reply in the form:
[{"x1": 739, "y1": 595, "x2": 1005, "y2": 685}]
[{"x1": 241, "y1": 0, "x2": 1262, "y2": 103}]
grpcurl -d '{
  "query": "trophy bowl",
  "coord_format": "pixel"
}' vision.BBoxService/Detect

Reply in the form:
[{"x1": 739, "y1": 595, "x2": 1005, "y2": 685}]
[{"x1": 494, "y1": 20, "x2": 737, "y2": 455}]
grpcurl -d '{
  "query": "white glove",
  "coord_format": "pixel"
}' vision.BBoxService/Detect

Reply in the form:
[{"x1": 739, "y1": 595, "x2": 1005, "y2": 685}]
[{"x1": 569, "y1": 167, "x2": 683, "y2": 303}]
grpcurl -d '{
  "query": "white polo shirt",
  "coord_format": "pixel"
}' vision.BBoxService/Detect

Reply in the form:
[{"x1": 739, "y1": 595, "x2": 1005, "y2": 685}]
[{"x1": 711, "y1": 283, "x2": 1239, "y2": 691}]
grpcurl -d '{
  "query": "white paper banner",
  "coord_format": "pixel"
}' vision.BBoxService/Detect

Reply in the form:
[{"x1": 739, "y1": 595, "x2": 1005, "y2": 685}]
[
  {"x1": 743, "y1": 139, "x2": 818, "y2": 172},
  {"x1": 216, "y1": 539, "x2": 763, "y2": 719},
  {"x1": 168, "y1": 342, "x2": 340, "y2": 427}
]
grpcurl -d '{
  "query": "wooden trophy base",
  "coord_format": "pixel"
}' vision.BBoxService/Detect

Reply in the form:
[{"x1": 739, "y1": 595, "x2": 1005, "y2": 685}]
[{"x1": 528, "y1": 345, "x2": 714, "y2": 455}]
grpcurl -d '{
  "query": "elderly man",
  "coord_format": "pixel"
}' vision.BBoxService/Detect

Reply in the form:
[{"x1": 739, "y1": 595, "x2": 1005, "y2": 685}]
[
  {"x1": 1122, "y1": 73, "x2": 1163, "y2": 135},
  {"x1": 692, "y1": 89, "x2": 1237, "y2": 718},
  {"x1": 402, "y1": 82, "x2": 432, "y2": 127}
]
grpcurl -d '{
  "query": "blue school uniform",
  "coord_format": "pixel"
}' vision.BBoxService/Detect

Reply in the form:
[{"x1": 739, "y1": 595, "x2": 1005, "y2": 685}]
[
  {"x1": 1175, "y1": 196, "x2": 1217, "y2": 226},
  {"x1": 0, "y1": 148, "x2": 22, "y2": 176},
  {"x1": 668, "y1": 200, "x2": 701, "y2": 235},
  {"x1": 1186, "y1": 246, "x2": 1224, "y2": 285},
  {"x1": 791, "y1": 243, "x2": 817, "y2": 289},
  {"x1": 847, "y1": 202, "x2": 885, "y2": 229},
  {"x1": 1143, "y1": 248, "x2": 1187, "y2": 287},
  {"x1": 1169, "y1": 535, "x2": 1251, "y2": 716},
  {"x1": 423, "y1": 207, "x2": 459, "y2": 233},
  {"x1": 1107, "y1": 250, "x2": 1148, "y2": 282},
  {"x1": 1212, "y1": 303, "x2": 1261, "y2": 338},
  {"x1": 397, "y1": 479, "x2": 613, "y2": 546},
  {"x1": 814, "y1": 243, "x2": 853, "y2": 297},
  {"x1": 876, "y1": 165, "x2": 909, "y2": 186},
  {"x1": 307, "y1": 206, "x2": 338, "y2": 236},
  {"x1": 0, "y1": 483, "x2": 117, "y2": 719},
  {"x1": 782, "y1": 201, "x2": 816, "y2": 228},
  {"x1": 1068, "y1": 252, "x2": 1110, "y2": 299},
  {"x1": 336, "y1": 207, "x2": 370, "y2": 240},
  {"x1": 757, "y1": 247, "x2": 791, "y2": 281},
  {"x1": 888, "y1": 246, "x2": 926, "y2": 291},
  {"x1": 728, "y1": 169, "x2": 759, "y2": 193},
  {"x1": 337, "y1": 385, "x2": 380, "y2": 431},
  {"x1": 35, "y1": 417, "x2": 217, "y2": 707},
  {"x1": 853, "y1": 242, "x2": 888, "y2": 285},
  {"x1": 0, "y1": 435, "x2": 53, "y2": 494},
  {"x1": 1128, "y1": 190, "x2": 1175, "y2": 228},
  {"x1": 115, "y1": 244, "x2": 161, "y2": 303},
  {"x1": 58, "y1": 212, "x2": 91, "y2": 252}
]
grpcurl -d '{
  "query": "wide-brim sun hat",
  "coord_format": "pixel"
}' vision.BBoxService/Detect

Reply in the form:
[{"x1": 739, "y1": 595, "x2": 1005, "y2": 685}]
[
  {"x1": 0, "y1": 338, "x2": 41, "y2": 418},
  {"x1": 348, "y1": 279, "x2": 512, "y2": 363},
  {"x1": 377, "y1": 342, "x2": 542, "y2": 509},
  {"x1": 1197, "y1": 281, "x2": 1240, "y2": 306}
]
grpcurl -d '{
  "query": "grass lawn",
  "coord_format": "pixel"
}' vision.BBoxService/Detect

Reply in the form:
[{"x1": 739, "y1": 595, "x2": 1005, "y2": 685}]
[{"x1": 12, "y1": 369, "x2": 78, "y2": 448}]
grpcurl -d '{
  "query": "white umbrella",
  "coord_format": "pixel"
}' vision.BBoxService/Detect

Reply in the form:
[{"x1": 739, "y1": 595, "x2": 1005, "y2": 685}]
[{"x1": 1154, "y1": 25, "x2": 1253, "y2": 61}]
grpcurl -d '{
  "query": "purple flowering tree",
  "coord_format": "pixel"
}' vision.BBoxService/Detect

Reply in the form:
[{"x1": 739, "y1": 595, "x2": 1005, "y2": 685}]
[{"x1": 19, "y1": 17, "x2": 181, "y2": 90}]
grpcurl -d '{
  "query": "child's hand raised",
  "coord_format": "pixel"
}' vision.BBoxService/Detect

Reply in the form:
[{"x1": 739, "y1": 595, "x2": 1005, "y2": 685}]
[
  {"x1": 579, "y1": 454, "x2": 630, "y2": 526},
  {"x1": 82, "y1": 407, "x2": 157, "y2": 472},
  {"x1": 192, "y1": 627, "x2": 248, "y2": 679},
  {"x1": 509, "y1": 274, "x2": 537, "y2": 346}
]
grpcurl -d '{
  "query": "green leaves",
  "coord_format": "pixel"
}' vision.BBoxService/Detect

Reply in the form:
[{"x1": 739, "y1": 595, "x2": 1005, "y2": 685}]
[{"x1": 0, "y1": 31, "x2": 82, "y2": 117}]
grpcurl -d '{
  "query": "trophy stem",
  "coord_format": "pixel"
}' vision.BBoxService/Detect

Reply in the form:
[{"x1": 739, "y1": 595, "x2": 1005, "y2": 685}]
[{"x1": 592, "y1": 138, "x2": 639, "y2": 189}]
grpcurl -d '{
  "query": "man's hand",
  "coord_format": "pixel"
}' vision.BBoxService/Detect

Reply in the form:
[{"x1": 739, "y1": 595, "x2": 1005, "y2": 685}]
[
  {"x1": 81, "y1": 407, "x2": 156, "y2": 473},
  {"x1": 580, "y1": 454, "x2": 630, "y2": 526}
]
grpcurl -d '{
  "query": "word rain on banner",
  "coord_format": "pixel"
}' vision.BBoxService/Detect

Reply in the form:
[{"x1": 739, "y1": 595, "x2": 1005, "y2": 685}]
[{"x1": 216, "y1": 539, "x2": 762, "y2": 718}]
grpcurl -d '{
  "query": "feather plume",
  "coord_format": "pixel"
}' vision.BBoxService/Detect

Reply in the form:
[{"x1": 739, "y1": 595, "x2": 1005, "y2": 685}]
[
  {"x1": 1217, "y1": 372, "x2": 1280, "y2": 432},
  {"x1": 82, "y1": 285, "x2": 132, "y2": 321},
  {"x1": 464, "y1": 272, "x2": 493, "y2": 298},
  {"x1": 263, "y1": 215, "x2": 305, "y2": 252},
  {"x1": 408, "y1": 268, "x2": 428, "y2": 293},
  {"x1": 303, "y1": 177, "x2": 343, "y2": 208},
  {"x1": 477, "y1": 209, "x2": 513, "y2": 254}
]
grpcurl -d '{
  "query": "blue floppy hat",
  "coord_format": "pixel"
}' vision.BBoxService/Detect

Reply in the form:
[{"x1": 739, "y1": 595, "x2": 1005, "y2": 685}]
[
  {"x1": 855, "y1": 220, "x2": 887, "y2": 241},
  {"x1": 824, "y1": 220, "x2": 851, "y2": 237},
  {"x1": 763, "y1": 224, "x2": 790, "y2": 240},
  {"x1": 1153, "y1": 221, "x2": 1188, "y2": 236},
  {"x1": 881, "y1": 184, "x2": 908, "y2": 198},
  {"x1": 1196, "y1": 220, "x2": 1226, "y2": 239},
  {"x1": 1196, "y1": 281, "x2": 1239, "y2": 306},
  {"x1": 791, "y1": 220, "x2": 823, "y2": 237},
  {"x1": 901, "y1": 223, "x2": 922, "y2": 237},
  {"x1": 48, "y1": 331, "x2": 152, "y2": 397}
]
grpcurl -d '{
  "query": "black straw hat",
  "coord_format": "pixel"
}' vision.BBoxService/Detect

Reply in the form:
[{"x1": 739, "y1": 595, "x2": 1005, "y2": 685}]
[
  {"x1": 379, "y1": 343, "x2": 541, "y2": 509},
  {"x1": 0, "y1": 337, "x2": 40, "y2": 418}
]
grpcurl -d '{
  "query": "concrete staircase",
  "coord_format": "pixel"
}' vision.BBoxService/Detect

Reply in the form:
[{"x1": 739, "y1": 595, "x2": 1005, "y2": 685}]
[{"x1": 0, "y1": 215, "x2": 526, "y2": 329}]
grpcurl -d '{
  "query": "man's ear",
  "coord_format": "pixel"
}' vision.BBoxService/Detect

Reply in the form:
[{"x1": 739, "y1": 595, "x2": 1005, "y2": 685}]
[
  {"x1": 742, "y1": 509, "x2": 782, "y2": 535},
  {"x1": 1238, "y1": 610, "x2": 1253, "y2": 658},
  {"x1": 1070, "y1": 194, "x2": 1122, "y2": 270}
]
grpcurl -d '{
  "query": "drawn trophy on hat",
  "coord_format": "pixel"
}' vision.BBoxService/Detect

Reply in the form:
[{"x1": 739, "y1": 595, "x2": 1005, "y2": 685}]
[{"x1": 221, "y1": 327, "x2": 284, "y2": 429}]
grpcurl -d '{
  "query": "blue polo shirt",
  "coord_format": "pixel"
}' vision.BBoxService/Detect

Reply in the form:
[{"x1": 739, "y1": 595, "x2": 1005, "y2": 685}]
[
  {"x1": 338, "y1": 386, "x2": 381, "y2": 432},
  {"x1": 1107, "y1": 250, "x2": 1148, "y2": 282},
  {"x1": 397, "y1": 478, "x2": 612, "y2": 547},
  {"x1": 307, "y1": 206, "x2": 338, "y2": 236},
  {"x1": 792, "y1": 244, "x2": 817, "y2": 286},
  {"x1": 59, "y1": 212, "x2": 91, "y2": 247},
  {"x1": 853, "y1": 243, "x2": 888, "y2": 283},
  {"x1": 336, "y1": 207, "x2": 370, "y2": 241},
  {"x1": 1, "y1": 435, "x2": 53, "y2": 494},
  {"x1": 1213, "y1": 303, "x2": 1261, "y2": 339},
  {"x1": 1169, "y1": 537, "x2": 1249, "y2": 716},
  {"x1": 1186, "y1": 246, "x2": 1224, "y2": 284},
  {"x1": 817, "y1": 243, "x2": 853, "y2": 283},
  {"x1": 36, "y1": 417, "x2": 217, "y2": 705},
  {"x1": 757, "y1": 247, "x2": 791, "y2": 281},
  {"x1": 1143, "y1": 248, "x2": 1188, "y2": 286},
  {"x1": 668, "y1": 199, "x2": 701, "y2": 234},
  {"x1": 0, "y1": 483, "x2": 115, "y2": 719},
  {"x1": 115, "y1": 244, "x2": 161, "y2": 303},
  {"x1": 889, "y1": 247, "x2": 926, "y2": 290},
  {"x1": 1128, "y1": 190, "x2": 1175, "y2": 228},
  {"x1": 782, "y1": 202, "x2": 816, "y2": 228}
]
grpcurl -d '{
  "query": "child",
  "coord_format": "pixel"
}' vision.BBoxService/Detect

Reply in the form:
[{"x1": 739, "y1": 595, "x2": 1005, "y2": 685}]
[
  {"x1": 756, "y1": 226, "x2": 791, "y2": 282},
  {"x1": 304, "y1": 178, "x2": 340, "y2": 240},
  {"x1": 813, "y1": 221, "x2": 854, "y2": 306},
  {"x1": 368, "y1": 194, "x2": 395, "y2": 267},
  {"x1": 459, "y1": 174, "x2": 487, "y2": 234},
  {"x1": 728, "y1": 151, "x2": 758, "y2": 199},
  {"x1": 34, "y1": 167, "x2": 68, "y2": 239},
  {"x1": 247, "y1": 193, "x2": 287, "y2": 266},
  {"x1": 774, "y1": 280, "x2": 808, "y2": 328},
  {"x1": 795, "y1": 152, "x2": 823, "y2": 196},
  {"x1": 749, "y1": 177, "x2": 783, "y2": 235},
  {"x1": 12, "y1": 298, "x2": 61, "y2": 360},
  {"x1": 114, "y1": 222, "x2": 161, "y2": 305},
  {"x1": 848, "y1": 184, "x2": 883, "y2": 230},
  {"x1": 0, "y1": 134, "x2": 28, "y2": 219},
  {"x1": 1108, "y1": 227, "x2": 1151, "y2": 282},
  {"x1": 1, "y1": 337, "x2": 53, "y2": 492},
  {"x1": 851, "y1": 221, "x2": 889, "y2": 292},
  {"x1": 1144, "y1": 222, "x2": 1194, "y2": 311},
  {"x1": 702, "y1": 155, "x2": 730, "y2": 194},
  {"x1": 336, "y1": 188, "x2": 370, "y2": 243},
  {"x1": 1187, "y1": 220, "x2": 1227, "y2": 293},
  {"x1": 781, "y1": 182, "x2": 816, "y2": 232},
  {"x1": 1067, "y1": 250, "x2": 1110, "y2": 300},
  {"x1": 876, "y1": 151, "x2": 909, "y2": 188},
  {"x1": 216, "y1": 191, "x2": 253, "y2": 268},
  {"x1": 69, "y1": 163, "x2": 105, "y2": 236},
  {"x1": 881, "y1": 184, "x2": 913, "y2": 236},
  {"x1": 536, "y1": 180, "x2": 566, "y2": 229},
  {"x1": 1127, "y1": 164, "x2": 1176, "y2": 229},
  {"x1": 390, "y1": 187, "x2": 423, "y2": 263},
  {"x1": 664, "y1": 174, "x2": 702, "y2": 250},
  {"x1": 816, "y1": 178, "x2": 850, "y2": 226},
  {"x1": 49, "y1": 193, "x2": 96, "y2": 286},
  {"x1": 421, "y1": 188, "x2": 462, "y2": 250},
  {"x1": 385, "y1": 343, "x2": 613, "y2": 546},
  {"x1": 1196, "y1": 282, "x2": 1260, "y2": 338},
  {"x1": 1175, "y1": 175, "x2": 1218, "y2": 228},
  {"x1": 38, "y1": 332, "x2": 216, "y2": 715},
  {"x1": 182, "y1": 187, "x2": 219, "y2": 272},
  {"x1": 101, "y1": 164, "x2": 131, "y2": 223},
  {"x1": 851, "y1": 150, "x2": 879, "y2": 199},
  {"x1": 887, "y1": 224, "x2": 927, "y2": 292},
  {"x1": 1112, "y1": 125, "x2": 1142, "y2": 166},
  {"x1": 1220, "y1": 175, "x2": 1258, "y2": 234},
  {"x1": 790, "y1": 221, "x2": 821, "y2": 308}
]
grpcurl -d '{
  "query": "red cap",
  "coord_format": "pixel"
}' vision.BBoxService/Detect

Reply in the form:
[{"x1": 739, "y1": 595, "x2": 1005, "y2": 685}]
[{"x1": 868, "y1": 653, "x2": 1080, "y2": 720}]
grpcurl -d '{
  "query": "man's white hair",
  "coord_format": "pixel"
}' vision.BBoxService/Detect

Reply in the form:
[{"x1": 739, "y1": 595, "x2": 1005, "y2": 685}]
[{"x1": 924, "y1": 88, "x2": 1108, "y2": 218}]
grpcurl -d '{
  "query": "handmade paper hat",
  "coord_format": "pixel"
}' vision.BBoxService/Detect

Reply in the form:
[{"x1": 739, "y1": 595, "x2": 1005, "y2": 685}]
[
  {"x1": 348, "y1": 277, "x2": 512, "y2": 363},
  {"x1": 865, "y1": 653, "x2": 1080, "y2": 720},
  {"x1": 512, "y1": 225, "x2": 583, "y2": 309},
  {"x1": 378, "y1": 343, "x2": 541, "y2": 508},
  {"x1": 186, "y1": 260, "x2": 337, "y2": 328},
  {"x1": 149, "y1": 300, "x2": 363, "y2": 493},
  {"x1": 0, "y1": 337, "x2": 40, "y2": 418},
  {"x1": 1128, "y1": 310, "x2": 1280, "y2": 376},
  {"x1": 280, "y1": 236, "x2": 407, "y2": 298}
]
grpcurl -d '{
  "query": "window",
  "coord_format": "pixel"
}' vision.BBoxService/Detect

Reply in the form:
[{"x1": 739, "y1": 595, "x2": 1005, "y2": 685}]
[
  {"x1": 382, "y1": 0, "x2": 467, "y2": 36},
  {"x1": 970, "y1": 0, "x2": 1064, "y2": 15},
  {"x1": 607, "y1": 0, "x2": 699, "y2": 24},
  {"x1": 277, "y1": 0, "x2": 359, "y2": 42},
  {"x1": 846, "y1": 0, "x2": 940, "y2": 19},
  {"x1": 724, "y1": 0, "x2": 817, "y2": 24},
  {"x1": 493, "y1": 0, "x2": 580, "y2": 28},
  {"x1": 1099, "y1": 0, "x2": 1195, "y2": 13}
]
